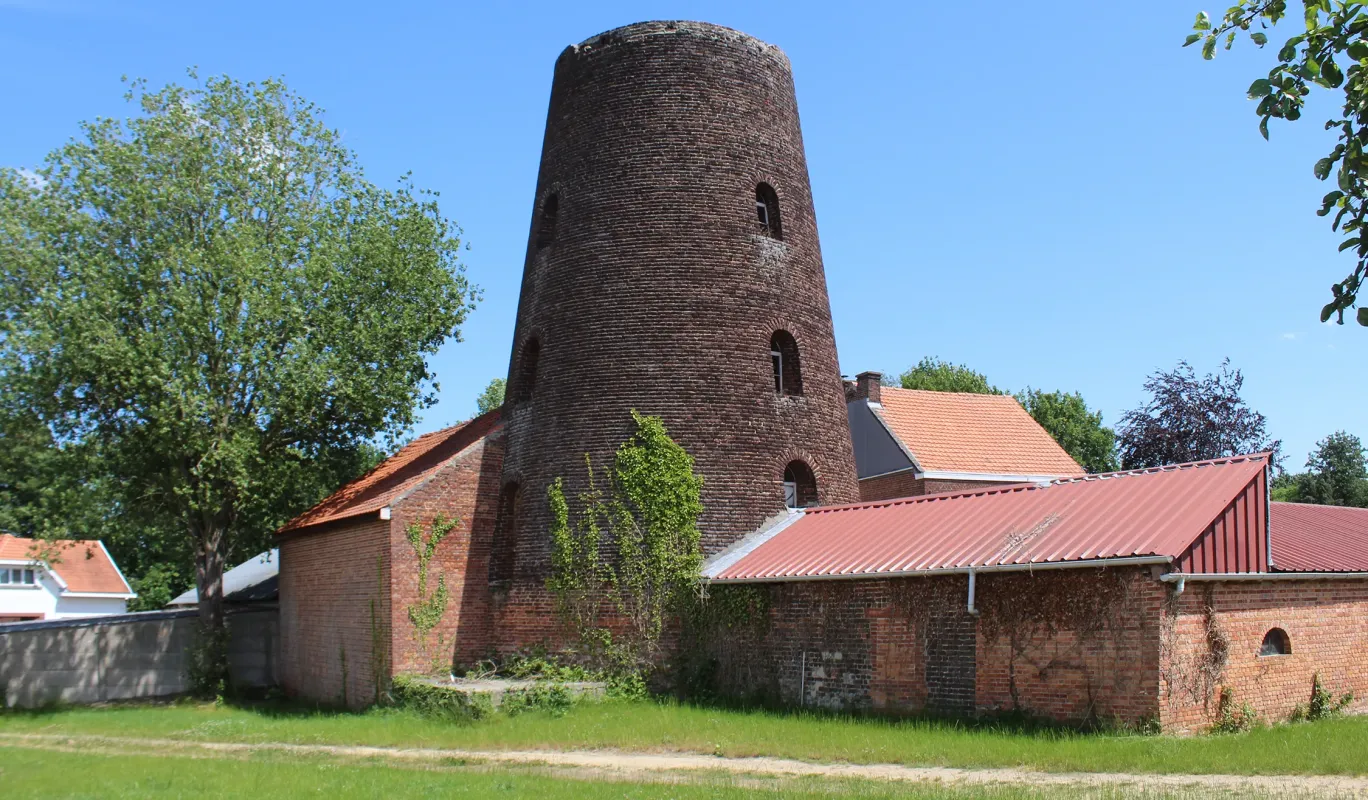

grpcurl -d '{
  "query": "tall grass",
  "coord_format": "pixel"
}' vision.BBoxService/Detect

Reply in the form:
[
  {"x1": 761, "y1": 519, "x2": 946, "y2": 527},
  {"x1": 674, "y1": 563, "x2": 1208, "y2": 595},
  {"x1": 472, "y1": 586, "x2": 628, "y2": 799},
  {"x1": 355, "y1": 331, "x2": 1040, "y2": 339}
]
[{"x1": 2, "y1": 698, "x2": 1366, "y2": 776}]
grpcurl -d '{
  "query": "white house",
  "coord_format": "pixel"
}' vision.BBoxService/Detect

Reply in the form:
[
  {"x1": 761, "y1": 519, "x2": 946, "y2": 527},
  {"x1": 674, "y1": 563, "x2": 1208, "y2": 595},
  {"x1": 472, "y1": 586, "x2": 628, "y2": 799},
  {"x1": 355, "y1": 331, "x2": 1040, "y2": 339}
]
[{"x1": 0, "y1": 533, "x2": 136, "y2": 623}]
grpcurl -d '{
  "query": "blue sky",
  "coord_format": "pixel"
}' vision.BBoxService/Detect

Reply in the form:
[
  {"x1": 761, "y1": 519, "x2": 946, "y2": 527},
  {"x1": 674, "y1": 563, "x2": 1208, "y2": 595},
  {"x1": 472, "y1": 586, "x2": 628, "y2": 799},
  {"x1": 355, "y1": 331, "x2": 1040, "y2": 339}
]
[{"x1": 2, "y1": 0, "x2": 1363, "y2": 468}]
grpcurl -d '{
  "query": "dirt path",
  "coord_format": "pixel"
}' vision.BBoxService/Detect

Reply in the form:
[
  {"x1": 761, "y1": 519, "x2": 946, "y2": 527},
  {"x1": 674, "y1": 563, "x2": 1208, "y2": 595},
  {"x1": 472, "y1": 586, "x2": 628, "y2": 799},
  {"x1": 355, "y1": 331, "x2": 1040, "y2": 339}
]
[{"x1": 2, "y1": 732, "x2": 1366, "y2": 797}]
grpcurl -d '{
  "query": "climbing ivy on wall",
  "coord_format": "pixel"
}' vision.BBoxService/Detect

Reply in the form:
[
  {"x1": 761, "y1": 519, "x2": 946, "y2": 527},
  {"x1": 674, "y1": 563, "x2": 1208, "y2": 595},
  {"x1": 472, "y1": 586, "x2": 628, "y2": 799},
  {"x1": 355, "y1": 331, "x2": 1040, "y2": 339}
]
[
  {"x1": 547, "y1": 410, "x2": 704, "y2": 674},
  {"x1": 405, "y1": 515, "x2": 455, "y2": 662}
]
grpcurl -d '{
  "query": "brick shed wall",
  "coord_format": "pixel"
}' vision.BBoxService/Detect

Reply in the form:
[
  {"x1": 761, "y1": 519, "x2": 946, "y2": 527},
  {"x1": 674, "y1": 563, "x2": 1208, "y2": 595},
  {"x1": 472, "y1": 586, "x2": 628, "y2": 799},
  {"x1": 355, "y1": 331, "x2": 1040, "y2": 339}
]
[
  {"x1": 278, "y1": 517, "x2": 389, "y2": 707},
  {"x1": 858, "y1": 472, "x2": 1008, "y2": 503},
  {"x1": 389, "y1": 429, "x2": 505, "y2": 674},
  {"x1": 703, "y1": 568, "x2": 1162, "y2": 725},
  {"x1": 1160, "y1": 578, "x2": 1368, "y2": 732},
  {"x1": 974, "y1": 569, "x2": 1163, "y2": 725}
]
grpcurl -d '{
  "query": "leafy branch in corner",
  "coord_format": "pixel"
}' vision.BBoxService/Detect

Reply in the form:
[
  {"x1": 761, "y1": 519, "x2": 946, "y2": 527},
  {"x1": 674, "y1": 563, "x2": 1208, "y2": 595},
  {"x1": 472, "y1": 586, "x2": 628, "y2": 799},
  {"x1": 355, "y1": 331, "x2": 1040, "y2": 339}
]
[{"x1": 1188, "y1": 0, "x2": 1368, "y2": 324}]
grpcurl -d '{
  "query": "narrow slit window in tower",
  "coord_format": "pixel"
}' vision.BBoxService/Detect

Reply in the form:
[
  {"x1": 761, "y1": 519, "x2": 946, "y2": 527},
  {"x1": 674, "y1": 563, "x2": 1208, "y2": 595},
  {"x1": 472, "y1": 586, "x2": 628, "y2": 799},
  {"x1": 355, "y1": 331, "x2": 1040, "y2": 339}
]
[
  {"x1": 536, "y1": 193, "x2": 559, "y2": 249},
  {"x1": 755, "y1": 183, "x2": 782, "y2": 240},
  {"x1": 783, "y1": 461, "x2": 818, "y2": 509},
  {"x1": 770, "y1": 330, "x2": 802, "y2": 396},
  {"x1": 513, "y1": 337, "x2": 540, "y2": 403}
]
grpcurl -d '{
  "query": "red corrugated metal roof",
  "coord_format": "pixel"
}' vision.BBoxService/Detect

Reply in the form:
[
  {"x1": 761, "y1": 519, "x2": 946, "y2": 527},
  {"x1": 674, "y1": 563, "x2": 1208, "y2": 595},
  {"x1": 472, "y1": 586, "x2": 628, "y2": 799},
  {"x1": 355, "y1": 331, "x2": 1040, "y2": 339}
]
[
  {"x1": 279, "y1": 409, "x2": 502, "y2": 533},
  {"x1": 708, "y1": 454, "x2": 1269, "y2": 582},
  {"x1": 0, "y1": 534, "x2": 132, "y2": 595},
  {"x1": 1270, "y1": 502, "x2": 1368, "y2": 572}
]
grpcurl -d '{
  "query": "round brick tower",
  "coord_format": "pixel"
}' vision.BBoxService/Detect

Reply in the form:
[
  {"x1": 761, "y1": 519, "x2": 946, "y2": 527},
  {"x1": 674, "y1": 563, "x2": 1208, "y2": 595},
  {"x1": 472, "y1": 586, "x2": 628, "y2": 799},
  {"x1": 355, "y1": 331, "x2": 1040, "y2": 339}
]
[{"x1": 496, "y1": 20, "x2": 858, "y2": 597}]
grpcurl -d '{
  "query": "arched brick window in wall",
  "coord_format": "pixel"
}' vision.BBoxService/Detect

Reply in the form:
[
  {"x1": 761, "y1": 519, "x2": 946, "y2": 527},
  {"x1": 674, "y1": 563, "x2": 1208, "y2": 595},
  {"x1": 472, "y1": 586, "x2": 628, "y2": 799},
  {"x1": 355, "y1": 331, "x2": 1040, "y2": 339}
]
[
  {"x1": 489, "y1": 482, "x2": 520, "y2": 586},
  {"x1": 535, "y1": 193, "x2": 559, "y2": 249},
  {"x1": 783, "y1": 460, "x2": 818, "y2": 509},
  {"x1": 512, "y1": 337, "x2": 540, "y2": 403},
  {"x1": 755, "y1": 183, "x2": 782, "y2": 240},
  {"x1": 770, "y1": 330, "x2": 803, "y2": 396},
  {"x1": 1259, "y1": 627, "x2": 1291, "y2": 656}
]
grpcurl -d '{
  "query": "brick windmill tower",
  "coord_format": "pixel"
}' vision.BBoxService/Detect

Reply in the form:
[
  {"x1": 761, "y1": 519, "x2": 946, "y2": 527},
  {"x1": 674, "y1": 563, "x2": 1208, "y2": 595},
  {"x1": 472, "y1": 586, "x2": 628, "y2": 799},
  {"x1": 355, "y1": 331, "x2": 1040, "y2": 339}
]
[{"x1": 492, "y1": 21, "x2": 858, "y2": 644}]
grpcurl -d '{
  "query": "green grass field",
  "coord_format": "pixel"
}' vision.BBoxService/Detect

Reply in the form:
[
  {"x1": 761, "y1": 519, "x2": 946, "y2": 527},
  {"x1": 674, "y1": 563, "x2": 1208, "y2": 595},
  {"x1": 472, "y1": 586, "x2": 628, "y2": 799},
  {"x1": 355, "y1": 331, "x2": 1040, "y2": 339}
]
[
  {"x1": 2, "y1": 698, "x2": 1367, "y2": 777},
  {"x1": 0, "y1": 746, "x2": 1183, "y2": 800}
]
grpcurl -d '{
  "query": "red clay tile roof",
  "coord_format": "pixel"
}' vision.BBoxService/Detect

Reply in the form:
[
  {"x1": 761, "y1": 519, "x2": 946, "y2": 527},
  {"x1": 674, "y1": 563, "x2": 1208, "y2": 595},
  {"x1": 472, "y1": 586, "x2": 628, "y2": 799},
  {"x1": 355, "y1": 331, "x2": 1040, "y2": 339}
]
[
  {"x1": 706, "y1": 454, "x2": 1269, "y2": 582},
  {"x1": 0, "y1": 534, "x2": 132, "y2": 594},
  {"x1": 874, "y1": 387, "x2": 1082, "y2": 477},
  {"x1": 1270, "y1": 502, "x2": 1368, "y2": 572},
  {"x1": 279, "y1": 409, "x2": 502, "y2": 533}
]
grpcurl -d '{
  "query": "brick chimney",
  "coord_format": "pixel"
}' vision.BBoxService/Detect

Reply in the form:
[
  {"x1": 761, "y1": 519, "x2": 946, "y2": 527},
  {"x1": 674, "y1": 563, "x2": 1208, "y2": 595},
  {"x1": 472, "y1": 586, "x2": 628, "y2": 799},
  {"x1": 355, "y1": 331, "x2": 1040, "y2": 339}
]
[{"x1": 855, "y1": 371, "x2": 883, "y2": 404}]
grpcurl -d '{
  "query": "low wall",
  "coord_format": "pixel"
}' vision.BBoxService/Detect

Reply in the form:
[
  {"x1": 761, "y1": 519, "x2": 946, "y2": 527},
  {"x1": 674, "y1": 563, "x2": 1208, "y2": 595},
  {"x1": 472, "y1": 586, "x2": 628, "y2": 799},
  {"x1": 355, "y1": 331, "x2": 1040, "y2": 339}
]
[{"x1": 0, "y1": 607, "x2": 278, "y2": 708}]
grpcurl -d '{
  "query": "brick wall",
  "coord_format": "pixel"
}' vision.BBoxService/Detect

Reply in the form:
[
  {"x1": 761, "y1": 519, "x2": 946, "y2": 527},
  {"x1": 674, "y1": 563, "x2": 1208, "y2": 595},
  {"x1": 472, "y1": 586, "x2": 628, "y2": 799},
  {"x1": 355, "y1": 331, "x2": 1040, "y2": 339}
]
[
  {"x1": 279, "y1": 517, "x2": 389, "y2": 707},
  {"x1": 705, "y1": 568, "x2": 1164, "y2": 725},
  {"x1": 388, "y1": 429, "x2": 505, "y2": 674},
  {"x1": 1160, "y1": 578, "x2": 1368, "y2": 732},
  {"x1": 858, "y1": 471, "x2": 1010, "y2": 503}
]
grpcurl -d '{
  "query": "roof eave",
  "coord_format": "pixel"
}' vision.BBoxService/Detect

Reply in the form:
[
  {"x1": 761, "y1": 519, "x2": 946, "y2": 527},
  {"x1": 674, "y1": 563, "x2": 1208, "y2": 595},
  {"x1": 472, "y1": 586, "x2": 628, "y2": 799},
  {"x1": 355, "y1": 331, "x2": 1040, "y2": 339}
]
[{"x1": 708, "y1": 555, "x2": 1173, "y2": 584}]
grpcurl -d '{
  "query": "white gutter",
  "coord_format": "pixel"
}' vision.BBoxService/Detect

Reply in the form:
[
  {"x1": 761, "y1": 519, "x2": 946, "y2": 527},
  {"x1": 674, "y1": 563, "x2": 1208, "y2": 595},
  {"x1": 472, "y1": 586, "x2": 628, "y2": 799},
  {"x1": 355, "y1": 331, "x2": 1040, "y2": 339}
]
[
  {"x1": 1162, "y1": 571, "x2": 1368, "y2": 583},
  {"x1": 379, "y1": 507, "x2": 392, "y2": 520},
  {"x1": 920, "y1": 469, "x2": 1072, "y2": 484},
  {"x1": 707, "y1": 555, "x2": 1173, "y2": 584},
  {"x1": 61, "y1": 591, "x2": 138, "y2": 599}
]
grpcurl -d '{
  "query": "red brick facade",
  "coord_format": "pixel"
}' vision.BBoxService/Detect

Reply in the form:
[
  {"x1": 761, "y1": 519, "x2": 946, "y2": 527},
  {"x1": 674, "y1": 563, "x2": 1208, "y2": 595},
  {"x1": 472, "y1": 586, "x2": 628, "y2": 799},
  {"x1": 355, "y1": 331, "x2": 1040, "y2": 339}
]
[
  {"x1": 279, "y1": 430, "x2": 506, "y2": 705},
  {"x1": 702, "y1": 568, "x2": 1368, "y2": 730},
  {"x1": 858, "y1": 470, "x2": 1009, "y2": 503},
  {"x1": 1160, "y1": 578, "x2": 1368, "y2": 731}
]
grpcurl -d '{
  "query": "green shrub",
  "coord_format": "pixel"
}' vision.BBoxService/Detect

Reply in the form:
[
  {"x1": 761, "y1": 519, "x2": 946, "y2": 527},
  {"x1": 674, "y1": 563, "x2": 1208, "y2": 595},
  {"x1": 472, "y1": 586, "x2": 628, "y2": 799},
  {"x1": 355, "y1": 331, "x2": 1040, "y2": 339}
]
[
  {"x1": 1307, "y1": 673, "x2": 1354, "y2": 721},
  {"x1": 390, "y1": 674, "x2": 492, "y2": 721},
  {"x1": 501, "y1": 681, "x2": 574, "y2": 717},
  {"x1": 1210, "y1": 686, "x2": 1260, "y2": 734}
]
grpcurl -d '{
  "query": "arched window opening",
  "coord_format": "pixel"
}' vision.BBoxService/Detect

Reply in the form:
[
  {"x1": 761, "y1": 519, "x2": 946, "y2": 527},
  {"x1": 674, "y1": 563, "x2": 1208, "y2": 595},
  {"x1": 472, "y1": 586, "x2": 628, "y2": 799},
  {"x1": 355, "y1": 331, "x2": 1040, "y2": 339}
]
[
  {"x1": 783, "y1": 460, "x2": 818, "y2": 509},
  {"x1": 489, "y1": 482, "x2": 519, "y2": 586},
  {"x1": 770, "y1": 330, "x2": 803, "y2": 396},
  {"x1": 1259, "y1": 627, "x2": 1291, "y2": 657},
  {"x1": 755, "y1": 183, "x2": 782, "y2": 240},
  {"x1": 513, "y1": 337, "x2": 540, "y2": 403},
  {"x1": 535, "y1": 193, "x2": 559, "y2": 249}
]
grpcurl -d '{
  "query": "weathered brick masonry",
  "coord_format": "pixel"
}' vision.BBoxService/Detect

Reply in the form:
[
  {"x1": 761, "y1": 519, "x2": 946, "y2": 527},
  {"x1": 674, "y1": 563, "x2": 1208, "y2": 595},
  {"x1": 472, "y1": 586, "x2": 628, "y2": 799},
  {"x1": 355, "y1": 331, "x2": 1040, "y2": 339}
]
[
  {"x1": 1160, "y1": 578, "x2": 1368, "y2": 731},
  {"x1": 279, "y1": 517, "x2": 390, "y2": 707},
  {"x1": 702, "y1": 568, "x2": 1165, "y2": 725}
]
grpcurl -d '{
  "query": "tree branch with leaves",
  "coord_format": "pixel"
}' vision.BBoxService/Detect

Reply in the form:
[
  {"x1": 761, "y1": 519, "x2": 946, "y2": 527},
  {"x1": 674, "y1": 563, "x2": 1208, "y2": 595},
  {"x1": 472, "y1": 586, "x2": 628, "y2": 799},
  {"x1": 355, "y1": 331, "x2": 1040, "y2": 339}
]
[{"x1": 1188, "y1": 0, "x2": 1368, "y2": 325}]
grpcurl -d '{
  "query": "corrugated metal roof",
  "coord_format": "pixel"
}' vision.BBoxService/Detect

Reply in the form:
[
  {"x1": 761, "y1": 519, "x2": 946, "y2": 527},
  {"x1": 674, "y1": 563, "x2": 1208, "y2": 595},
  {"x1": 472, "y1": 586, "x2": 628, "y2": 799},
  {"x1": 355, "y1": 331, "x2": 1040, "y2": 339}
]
[
  {"x1": 279, "y1": 409, "x2": 502, "y2": 533},
  {"x1": 1271, "y1": 502, "x2": 1368, "y2": 572},
  {"x1": 875, "y1": 388, "x2": 1082, "y2": 476},
  {"x1": 707, "y1": 454, "x2": 1269, "y2": 582}
]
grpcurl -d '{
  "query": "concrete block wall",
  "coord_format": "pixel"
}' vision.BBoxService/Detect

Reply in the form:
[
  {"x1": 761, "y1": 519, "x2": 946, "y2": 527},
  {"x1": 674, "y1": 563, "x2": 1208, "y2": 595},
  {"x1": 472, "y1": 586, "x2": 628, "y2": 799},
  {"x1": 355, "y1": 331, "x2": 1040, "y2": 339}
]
[{"x1": 0, "y1": 608, "x2": 277, "y2": 708}]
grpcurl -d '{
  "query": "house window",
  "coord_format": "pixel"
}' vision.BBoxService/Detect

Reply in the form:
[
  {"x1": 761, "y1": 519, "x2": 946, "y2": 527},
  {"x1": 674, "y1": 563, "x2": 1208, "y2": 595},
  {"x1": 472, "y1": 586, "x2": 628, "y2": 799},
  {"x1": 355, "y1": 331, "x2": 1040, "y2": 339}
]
[
  {"x1": 783, "y1": 461, "x2": 818, "y2": 508},
  {"x1": 770, "y1": 330, "x2": 802, "y2": 396},
  {"x1": 535, "y1": 193, "x2": 559, "y2": 249},
  {"x1": 512, "y1": 337, "x2": 541, "y2": 403},
  {"x1": 0, "y1": 568, "x2": 35, "y2": 586},
  {"x1": 489, "y1": 482, "x2": 519, "y2": 585},
  {"x1": 1259, "y1": 627, "x2": 1291, "y2": 657},
  {"x1": 755, "y1": 183, "x2": 782, "y2": 240}
]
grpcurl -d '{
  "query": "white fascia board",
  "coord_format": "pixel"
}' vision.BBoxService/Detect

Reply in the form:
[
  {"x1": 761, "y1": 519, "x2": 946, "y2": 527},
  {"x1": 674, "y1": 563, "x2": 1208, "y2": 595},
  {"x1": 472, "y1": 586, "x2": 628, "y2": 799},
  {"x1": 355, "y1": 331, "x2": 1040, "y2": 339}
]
[
  {"x1": 1, "y1": 558, "x2": 67, "y2": 590},
  {"x1": 1161, "y1": 571, "x2": 1368, "y2": 582},
  {"x1": 61, "y1": 591, "x2": 138, "y2": 599},
  {"x1": 707, "y1": 555, "x2": 1172, "y2": 584},
  {"x1": 97, "y1": 540, "x2": 136, "y2": 596},
  {"x1": 919, "y1": 470, "x2": 1072, "y2": 484}
]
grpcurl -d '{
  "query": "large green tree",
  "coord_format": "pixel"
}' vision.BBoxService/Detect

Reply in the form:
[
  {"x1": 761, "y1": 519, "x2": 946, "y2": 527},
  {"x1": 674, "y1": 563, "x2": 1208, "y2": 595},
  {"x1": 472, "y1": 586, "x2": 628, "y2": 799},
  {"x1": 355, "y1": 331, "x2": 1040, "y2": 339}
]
[
  {"x1": 0, "y1": 72, "x2": 477, "y2": 685},
  {"x1": 1016, "y1": 389, "x2": 1120, "y2": 474},
  {"x1": 1189, "y1": 1, "x2": 1368, "y2": 325},
  {"x1": 475, "y1": 378, "x2": 506, "y2": 414},
  {"x1": 1280, "y1": 430, "x2": 1368, "y2": 505},
  {"x1": 896, "y1": 356, "x2": 1003, "y2": 394}
]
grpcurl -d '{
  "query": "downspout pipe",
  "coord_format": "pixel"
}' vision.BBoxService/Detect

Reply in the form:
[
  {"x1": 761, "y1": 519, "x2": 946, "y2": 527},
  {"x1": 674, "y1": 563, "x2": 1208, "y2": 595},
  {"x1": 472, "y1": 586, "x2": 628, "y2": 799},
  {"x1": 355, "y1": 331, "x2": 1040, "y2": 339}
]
[{"x1": 967, "y1": 568, "x2": 979, "y2": 616}]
